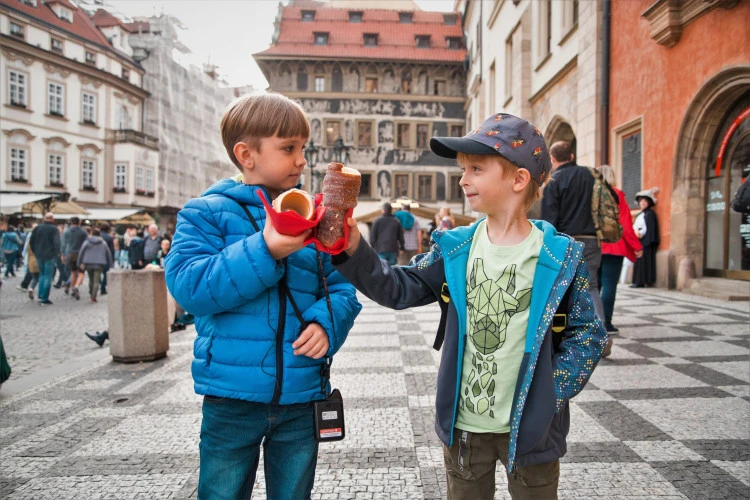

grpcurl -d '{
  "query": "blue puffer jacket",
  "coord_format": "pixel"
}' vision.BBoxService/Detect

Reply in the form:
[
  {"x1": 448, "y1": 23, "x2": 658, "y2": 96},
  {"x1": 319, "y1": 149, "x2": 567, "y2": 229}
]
[{"x1": 165, "y1": 179, "x2": 362, "y2": 405}]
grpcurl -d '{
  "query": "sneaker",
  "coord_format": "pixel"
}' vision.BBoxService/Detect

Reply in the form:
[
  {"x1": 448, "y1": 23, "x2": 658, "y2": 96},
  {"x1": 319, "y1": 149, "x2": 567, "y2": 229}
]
[
  {"x1": 85, "y1": 330, "x2": 108, "y2": 347},
  {"x1": 100, "y1": 290, "x2": 107, "y2": 295},
  {"x1": 64, "y1": 284, "x2": 70, "y2": 295},
  {"x1": 72, "y1": 288, "x2": 80, "y2": 300},
  {"x1": 91, "y1": 296, "x2": 97, "y2": 303},
  {"x1": 39, "y1": 300, "x2": 53, "y2": 306},
  {"x1": 605, "y1": 324, "x2": 619, "y2": 333},
  {"x1": 53, "y1": 284, "x2": 62, "y2": 289},
  {"x1": 28, "y1": 289, "x2": 34, "y2": 300},
  {"x1": 16, "y1": 285, "x2": 27, "y2": 292}
]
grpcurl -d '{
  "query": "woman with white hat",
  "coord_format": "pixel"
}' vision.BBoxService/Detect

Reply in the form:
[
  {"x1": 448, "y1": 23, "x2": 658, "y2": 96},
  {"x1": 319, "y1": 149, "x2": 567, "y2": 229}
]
[{"x1": 631, "y1": 188, "x2": 659, "y2": 288}]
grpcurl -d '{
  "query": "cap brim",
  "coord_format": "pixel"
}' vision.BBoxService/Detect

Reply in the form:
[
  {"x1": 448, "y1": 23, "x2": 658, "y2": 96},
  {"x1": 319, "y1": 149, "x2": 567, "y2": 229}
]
[{"x1": 430, "y1": 137, "x2": 498, "y2": 159}]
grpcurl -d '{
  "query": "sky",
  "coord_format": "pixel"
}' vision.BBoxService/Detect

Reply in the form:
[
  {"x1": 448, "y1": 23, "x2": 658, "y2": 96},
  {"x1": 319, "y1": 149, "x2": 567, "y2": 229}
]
[{"x1": 105, "y1": 0, "x2": 456, "y2": 90}]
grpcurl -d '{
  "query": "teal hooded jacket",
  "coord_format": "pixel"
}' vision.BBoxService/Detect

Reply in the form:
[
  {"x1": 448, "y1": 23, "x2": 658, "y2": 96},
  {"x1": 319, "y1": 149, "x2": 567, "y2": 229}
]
[{"x1": 333, "y1": 219, "x2": 607, "y2": 470}]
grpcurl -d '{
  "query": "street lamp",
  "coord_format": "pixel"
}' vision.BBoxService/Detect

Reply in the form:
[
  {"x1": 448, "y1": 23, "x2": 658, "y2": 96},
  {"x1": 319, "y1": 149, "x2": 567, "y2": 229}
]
[
  {"x1": 333, "y1": 136, "x2": 349, "y2": 164},
  {"x1": 304, "y1": 140, "x2": 319, "y2": 193}
]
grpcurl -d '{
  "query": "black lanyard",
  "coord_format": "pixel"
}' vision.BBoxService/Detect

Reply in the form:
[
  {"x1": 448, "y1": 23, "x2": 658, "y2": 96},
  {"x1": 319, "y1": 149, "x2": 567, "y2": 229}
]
[{"x1": 235, "y1": 201, "x2": 334, "y2": 396}]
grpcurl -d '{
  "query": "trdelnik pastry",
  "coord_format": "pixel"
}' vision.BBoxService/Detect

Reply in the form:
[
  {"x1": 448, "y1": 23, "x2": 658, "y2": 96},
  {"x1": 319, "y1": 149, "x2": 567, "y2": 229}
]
[
  {"x1": 317, "y1": 163, "x2": 361, "y2": 247},
  {"x1": 272, "y1": 188, "x2": 315, "y2": 220}
]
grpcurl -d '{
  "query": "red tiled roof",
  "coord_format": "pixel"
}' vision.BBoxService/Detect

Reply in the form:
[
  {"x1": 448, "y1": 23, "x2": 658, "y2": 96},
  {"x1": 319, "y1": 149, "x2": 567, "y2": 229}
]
[
  {"x1": 255, "y1": 5, "x2": 465, "y2": 63},
  {"x1": 124, "y1": 21, "x2": 150, "y2": 34},
  {"x1": 92, "y1": 8, "x2": 133, "y2": 33},
  {"x1": 0, "y1": 0, "x2": 112, "y2": 49}
]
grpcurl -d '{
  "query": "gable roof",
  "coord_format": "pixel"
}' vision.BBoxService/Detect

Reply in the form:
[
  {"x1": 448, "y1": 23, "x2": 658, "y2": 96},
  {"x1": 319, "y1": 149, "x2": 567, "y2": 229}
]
[
  {"x1": 91, "y1": 8, "x2": 133, "y2": 33},
  {"x1": 255, "y1": 4, "x2": 465, "y2": 63}
]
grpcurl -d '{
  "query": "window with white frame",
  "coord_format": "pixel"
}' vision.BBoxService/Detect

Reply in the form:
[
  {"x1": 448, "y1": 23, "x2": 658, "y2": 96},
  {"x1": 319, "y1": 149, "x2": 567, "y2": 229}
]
[
  {"x1": 135, "y1": 166, "x2": 144, "y2": 191},
  {"x1": 48, "y1": 154, "x2": 64, "y2": 185},
  {"x1": 9, "y1": 70, "x2": 27, "y2": 107},
  {"x1": 81, "y1": 159, "x2": 96, "y2": 190},
  {"x1": 10, "y1": 147, "x2": 28, "y2": 182},
  {"x1": 85, "y1": 51, "x2": 96, "y2": 65},
  {"x1": 537, "y1": 0, "x2": 552, "y2": 62},
  {"x1": 51, "y1": 37, "x2": 63, "y2": 53},
  {"x1": 315, "y1": 76, "x2": 325, "y2": 92},
  {"x1": 48, "y1": 82, "x2": 64, "y2": 116},
  {"x1": 114, "y1": 163, "x2": 127, "y2": 190},
  {"x1": 505, "y1": 34, "x2": 514, "y2": 100},
  {"x1": 82, "y1": 92, "x2": 96, "y2": 124},
  {"x1": 145, "y1": 168, "x2": 154, "y2": 193},
  {"x1": 119, "y1": 106, "x2": 130, "y2": 129}
]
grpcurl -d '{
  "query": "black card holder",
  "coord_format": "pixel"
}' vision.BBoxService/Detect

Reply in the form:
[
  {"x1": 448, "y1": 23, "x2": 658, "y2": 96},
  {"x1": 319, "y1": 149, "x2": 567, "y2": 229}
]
[{"x1": 313, "y1": 388, "x2": 345, "y2": 442}]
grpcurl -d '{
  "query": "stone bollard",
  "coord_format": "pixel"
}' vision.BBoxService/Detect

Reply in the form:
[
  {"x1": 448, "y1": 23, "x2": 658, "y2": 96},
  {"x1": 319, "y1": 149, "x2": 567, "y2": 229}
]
[{"x1": 108, "y1": 268, "x2": 169, "y2": 362}]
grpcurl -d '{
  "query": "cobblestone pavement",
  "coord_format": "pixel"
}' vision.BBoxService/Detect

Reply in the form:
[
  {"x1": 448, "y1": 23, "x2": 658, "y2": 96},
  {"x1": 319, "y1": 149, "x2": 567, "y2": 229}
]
[
  {"x1": 1, "y1": 274, "x2": 110, "y2": 380},
  {"x1": 1, "y1": 287, "x2": 748, "y2": 499}
]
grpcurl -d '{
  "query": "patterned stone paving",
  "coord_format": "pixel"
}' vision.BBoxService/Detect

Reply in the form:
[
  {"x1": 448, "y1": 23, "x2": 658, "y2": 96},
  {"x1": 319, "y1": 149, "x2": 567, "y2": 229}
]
[{"x1": 0, "y1": 287, "x2": 748, "y2": 499}]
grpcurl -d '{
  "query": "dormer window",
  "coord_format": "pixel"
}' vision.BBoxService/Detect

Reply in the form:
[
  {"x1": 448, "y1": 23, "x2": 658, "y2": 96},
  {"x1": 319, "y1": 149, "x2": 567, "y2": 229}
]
[
  {"x1": 85, "y1": 51, "x2": 96, "y2": 65},
  {"x1": 51, "y1": 37, "x2": 63, "y2": 53},
  {"x1": 443, "y1": 14, "x2": 457, "y2": 25},
  {"x1": 349, "y1": 11, "x2": 363, "y2": 23},
  {"x1": 399, "y1": 12, "x2": 413, "y2": 23},
  {"x1": 301, "y1": 10, "x2": 315, "y2": 22},
  {"x1": 415, "y1": 35, "x2": 431, "y2": 49},
  {"x1": 363, "y1": 33, "x2": 378, "y2": 47},
  {"x1": 446, "y1": 37, "x2": 463, "y2": 49},
  {"x1": 313, "y1": 32, "x2": 329, "y2": 46},
  {"x1": 56, "y1": 6, "x2": 73, "y2": 23},
  {"x1": 19, "y1": 0, "x2": 37, "y2": 6},
  {"x1": 10, "y1": 22, "x2": 24, "y2": 39}
]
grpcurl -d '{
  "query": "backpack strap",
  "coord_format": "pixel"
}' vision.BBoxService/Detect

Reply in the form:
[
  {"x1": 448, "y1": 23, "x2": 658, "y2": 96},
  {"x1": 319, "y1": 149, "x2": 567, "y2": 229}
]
[{"x1": 433, "y1": 282, "x2": 451, "y2": 351}]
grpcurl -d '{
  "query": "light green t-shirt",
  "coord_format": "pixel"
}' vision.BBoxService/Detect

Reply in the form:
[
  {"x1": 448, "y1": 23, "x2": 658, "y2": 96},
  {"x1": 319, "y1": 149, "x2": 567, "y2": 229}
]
[{"x1": 455, "y1": 220, "x2": 543, "y2": 434}]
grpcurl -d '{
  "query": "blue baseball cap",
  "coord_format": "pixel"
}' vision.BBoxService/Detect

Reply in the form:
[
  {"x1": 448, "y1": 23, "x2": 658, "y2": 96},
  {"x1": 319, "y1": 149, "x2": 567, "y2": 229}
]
[{"x1": 430, "y1": 113, "x2": 552, "y2": 185}]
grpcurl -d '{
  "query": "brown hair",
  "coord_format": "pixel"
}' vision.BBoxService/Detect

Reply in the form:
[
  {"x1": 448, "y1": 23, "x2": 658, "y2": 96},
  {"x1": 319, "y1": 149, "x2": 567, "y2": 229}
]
[
  {"x1": 457, "y1": 152, "x2": 544, "y2": 211},
  {"x1": 221, "y1": 93, "x2": 310, "y2": 171}
]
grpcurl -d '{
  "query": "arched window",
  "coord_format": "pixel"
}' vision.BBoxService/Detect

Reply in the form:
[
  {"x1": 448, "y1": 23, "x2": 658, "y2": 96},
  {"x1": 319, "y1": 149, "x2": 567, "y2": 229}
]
[
  {"x1": 119, "y1": 106, "x2": 130, "y2": 130},
  {"x1": 332, "y1": 65, "x2": 343, "y2": 92}
]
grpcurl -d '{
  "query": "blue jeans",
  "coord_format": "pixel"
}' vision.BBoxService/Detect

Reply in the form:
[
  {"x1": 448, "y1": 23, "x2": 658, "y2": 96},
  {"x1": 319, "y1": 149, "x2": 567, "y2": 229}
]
[
  {"x1": 599, "y1": 254, "x2": 624, "y2": 328},
  {"x1": 37, "y1": 259, "x2": 56, "y2": 302},
  {"x1": 378, "y1": 251, "x2": 397, "y2": 265},
  {"x1": 3, "y1": 252, "x2": 17, "y2": 276},
  {"x1": 100, "y1": 264, "x2": 109, "y2": 293},
  {"x1": 198, "y1": 397, "x2": 318, "y2": 500}
]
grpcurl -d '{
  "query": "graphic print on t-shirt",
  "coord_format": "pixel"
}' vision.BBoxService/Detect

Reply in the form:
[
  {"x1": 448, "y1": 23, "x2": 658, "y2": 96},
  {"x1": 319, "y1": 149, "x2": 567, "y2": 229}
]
[{"x1": 462, "y1": 258, "x2": 532, "y2": 417}]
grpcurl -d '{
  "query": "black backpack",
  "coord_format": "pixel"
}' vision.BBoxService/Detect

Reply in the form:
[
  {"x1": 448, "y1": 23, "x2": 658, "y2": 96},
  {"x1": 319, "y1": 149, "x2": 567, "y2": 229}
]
[{"x1": 128, "y1": 238, "x2": 145, "y2": 269}]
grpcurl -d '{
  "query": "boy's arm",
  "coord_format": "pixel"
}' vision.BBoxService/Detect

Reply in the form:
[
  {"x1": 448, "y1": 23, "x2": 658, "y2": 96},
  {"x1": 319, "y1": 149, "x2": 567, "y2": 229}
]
[
  {"x1": 165, "y1": 198, "x2": 284, "y2": 316},
  {"x1": 552, "y1": 254, "x2": 608, "y2": 411},
  {"x1": 333, "y1": 220, "x2": 442, "y2": 311},
  {"x1": 302, "y1": 257, "x2": 362, "y2": 357}
]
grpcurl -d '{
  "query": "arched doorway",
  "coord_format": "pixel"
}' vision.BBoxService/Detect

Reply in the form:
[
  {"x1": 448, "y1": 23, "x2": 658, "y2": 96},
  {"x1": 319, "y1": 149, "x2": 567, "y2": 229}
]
[
  {"x1": 545, "y1": 116, "x2": 577, "y2": 158},
  {"x1": 704, "y1": 95, "x2": 750, "y2": 279},
  {"x1": 672, "y1": 66, "x2": 750, "y2": 286}
]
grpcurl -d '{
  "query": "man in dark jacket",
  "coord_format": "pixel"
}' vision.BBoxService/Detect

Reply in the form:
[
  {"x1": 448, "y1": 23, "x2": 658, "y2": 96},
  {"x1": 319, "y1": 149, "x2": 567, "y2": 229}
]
[
  {"x1": 541, "y1": 141, "x2": 605, "y2": 323},
  {"x1": 370, "y1": 202, "x2": 404, "y2": 265},
  {"x1": 61, "y1": 216, "x2": 88, "y2": 300},
  {"x1": 29, "y1": 212, "x2": 61, "y2": 305},
  {"x1": 99, "y1": 224, "x2": 115, "y2": 295}
]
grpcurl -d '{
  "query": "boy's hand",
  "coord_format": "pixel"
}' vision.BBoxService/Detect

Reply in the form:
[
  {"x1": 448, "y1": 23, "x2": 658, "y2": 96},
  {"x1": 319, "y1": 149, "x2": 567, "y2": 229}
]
[
  {"x1": 293, "y1": 322, "x2": 329, "y2": 359},
  {"x1": 262, "y1": 208, "x2": 312, "y2": 260},
  {"x1": 344, "y1": 217, "x2": 361, "y2": 256}
]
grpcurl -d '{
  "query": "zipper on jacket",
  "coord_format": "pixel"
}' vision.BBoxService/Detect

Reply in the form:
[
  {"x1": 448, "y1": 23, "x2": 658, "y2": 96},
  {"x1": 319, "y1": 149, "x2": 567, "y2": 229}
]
[{"x1": 271, "y1": 285, "x2": 287, "y2": 405}]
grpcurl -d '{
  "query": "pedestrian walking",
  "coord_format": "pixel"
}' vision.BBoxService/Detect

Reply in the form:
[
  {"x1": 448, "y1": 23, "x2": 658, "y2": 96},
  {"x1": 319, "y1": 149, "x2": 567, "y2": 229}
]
[
  {"x1": 597, "y1": 165, "x2": 643, "y2": 336},
  {"x1": 370, "y1": 202, "x2": 404, "y2": 265},
  {"x1": 631, "y1": 189, "x2": 660, "y2": 288},
  {"x1": 142, "y1": 224, "x2": 161, "y2": 264},
  {"x1": 18, "y1": 231, "x2": 40, "y2": 300},
  {"x1": 2, "y1": 226, "x2": 23, "y2": 277},
  {"x1": 394, "y1": 203, "x2": 422, "y2": 265},
  {"x1": 61, "y1": 217, "x2": 88, "y2": 300},
  {"x1": 29, "y1": 212, "x2": 61, "y2": 306},
  {"x1": 99, "y1": 224, "x2": 115, "y2": 295},
  {"x1": 541, "y1": 141, "x2": 607, "y2": 323},
  {"x1": 164, "y1": 92, "x2": 361, "y2": 499},
  {"x1": 77, "y1": 228, "x2": 113, "y2": 303},
  {"x1": 335, "y1": 113, "x2": 607, "y2": 499}
]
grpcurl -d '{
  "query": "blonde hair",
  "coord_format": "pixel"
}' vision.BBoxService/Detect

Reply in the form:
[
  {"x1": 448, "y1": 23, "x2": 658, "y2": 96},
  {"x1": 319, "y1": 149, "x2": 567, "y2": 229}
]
[
  {"x1": 598, "y1": 164, "x2": 616, "y2": 187},
  {"x1": 457, "y1": 152, "x2": 544, "y2": 211},
  {"x1": 221, "y1": 92, "x2": 310, "y2": 171}
]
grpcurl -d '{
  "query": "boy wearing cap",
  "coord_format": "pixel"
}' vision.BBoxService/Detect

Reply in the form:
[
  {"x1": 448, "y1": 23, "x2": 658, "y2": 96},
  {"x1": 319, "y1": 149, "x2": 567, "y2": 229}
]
[{"x1": 333, "y1": 113, "x2": 607, "y2": 499}]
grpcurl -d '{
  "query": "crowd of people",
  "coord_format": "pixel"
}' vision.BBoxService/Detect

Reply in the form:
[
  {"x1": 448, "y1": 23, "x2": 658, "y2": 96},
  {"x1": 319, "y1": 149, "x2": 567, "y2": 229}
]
[{"x1": 0, "y1": 218, "x2": 172, "y2": 305}]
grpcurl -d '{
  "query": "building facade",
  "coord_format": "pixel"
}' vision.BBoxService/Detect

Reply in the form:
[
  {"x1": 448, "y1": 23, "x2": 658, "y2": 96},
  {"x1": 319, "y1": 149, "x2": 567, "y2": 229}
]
[
  {"x1": 460, "y1": 0, "x2": 603, "y2": 168},
  {"x1": 126, "y1": 14, "x2": 242, "y2": 233},
  {"x1": 0, "y1": 0, "x2": 159, "y2": 212},
  {"x1": 253, "y1": 0, "x2": 467, "y2": 218},
  {"x1": 610, "y1": 0, "x2": 749, "y2": 288}
]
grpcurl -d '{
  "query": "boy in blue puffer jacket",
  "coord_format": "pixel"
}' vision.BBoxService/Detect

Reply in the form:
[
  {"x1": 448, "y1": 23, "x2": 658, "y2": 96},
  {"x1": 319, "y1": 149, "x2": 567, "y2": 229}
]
[
  {"x1": 333, "y1": 114, "x2": 608, "y2": 499},
  {"x1": 165, "y1": 92, "x2": 361, "y2": 499}
]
